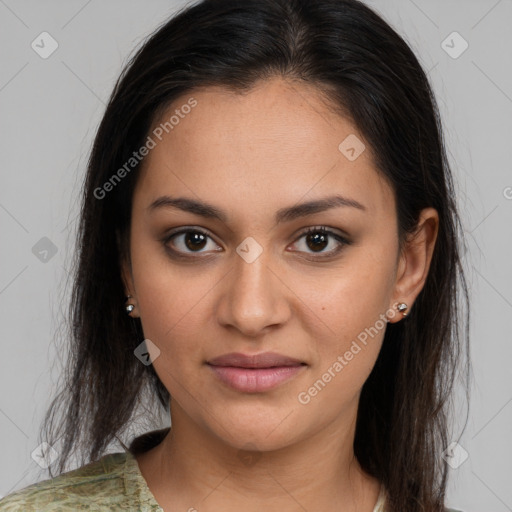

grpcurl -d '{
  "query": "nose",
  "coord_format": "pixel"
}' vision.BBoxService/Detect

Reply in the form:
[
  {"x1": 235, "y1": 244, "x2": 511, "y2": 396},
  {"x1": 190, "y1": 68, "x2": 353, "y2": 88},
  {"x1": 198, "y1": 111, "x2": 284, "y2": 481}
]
[{"x1": 215, "y1": 246, "x2": 291, "y2": 338}]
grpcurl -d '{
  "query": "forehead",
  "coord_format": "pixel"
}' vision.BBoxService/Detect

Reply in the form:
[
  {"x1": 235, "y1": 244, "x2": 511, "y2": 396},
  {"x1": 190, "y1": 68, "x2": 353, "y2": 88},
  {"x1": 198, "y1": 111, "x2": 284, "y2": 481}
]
[{"x1": 135, "y1": 77, "x2": 394, "y2": 221}]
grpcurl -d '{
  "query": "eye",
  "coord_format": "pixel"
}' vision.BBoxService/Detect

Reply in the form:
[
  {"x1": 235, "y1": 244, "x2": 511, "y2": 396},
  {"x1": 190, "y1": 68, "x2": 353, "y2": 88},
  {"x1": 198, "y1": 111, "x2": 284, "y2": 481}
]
[
  {"x1": 163, "y1": 228, "x2": 221, "y2": 257},
  {"x1": 289, "y1": 226, "x2": 350, "y2": 258},
  {"x1": 162, "y1": 226, "x2": 351, "y2": 260}
]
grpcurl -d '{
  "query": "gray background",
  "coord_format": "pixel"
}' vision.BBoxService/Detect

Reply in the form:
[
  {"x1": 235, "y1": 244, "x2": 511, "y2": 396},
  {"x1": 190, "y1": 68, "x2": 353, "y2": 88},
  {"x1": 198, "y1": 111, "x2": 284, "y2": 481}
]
[{"x1": 0, "y1": 1, "x2": 511, "y2": 510}]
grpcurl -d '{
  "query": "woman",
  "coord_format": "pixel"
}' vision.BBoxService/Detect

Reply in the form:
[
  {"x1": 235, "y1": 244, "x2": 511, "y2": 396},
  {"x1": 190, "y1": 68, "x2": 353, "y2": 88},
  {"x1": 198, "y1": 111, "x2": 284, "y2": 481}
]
[{"x1": 0, "y1": 0, "x2": 470, "y2": 510}]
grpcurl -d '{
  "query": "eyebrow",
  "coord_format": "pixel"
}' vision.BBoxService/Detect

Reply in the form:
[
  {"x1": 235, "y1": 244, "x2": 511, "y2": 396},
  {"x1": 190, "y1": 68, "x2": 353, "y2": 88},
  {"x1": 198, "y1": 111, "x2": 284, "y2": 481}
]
[{"x1": 147, "y1": 194, "x2": 366, "y2": 224}]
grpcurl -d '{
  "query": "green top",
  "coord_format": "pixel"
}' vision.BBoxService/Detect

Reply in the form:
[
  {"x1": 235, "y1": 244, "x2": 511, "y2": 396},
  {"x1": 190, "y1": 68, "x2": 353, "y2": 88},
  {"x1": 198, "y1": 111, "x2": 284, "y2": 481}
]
[
  {"x1": 0, "y1": 451, "x2": 163, "y2": 512},
  {"x1": 0, "y1": 429, "x2": 463, "y2": 512}
]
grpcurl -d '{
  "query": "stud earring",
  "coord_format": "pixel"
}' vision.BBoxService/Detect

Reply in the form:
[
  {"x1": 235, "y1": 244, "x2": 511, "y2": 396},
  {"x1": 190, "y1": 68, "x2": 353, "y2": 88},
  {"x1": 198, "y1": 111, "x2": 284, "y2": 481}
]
[
  {"x1": 396, "y1": 302, "x2": 408, "y2": 317},
  {"x1": 125, "y1": 295, "x2": 135, "y2": 315}
]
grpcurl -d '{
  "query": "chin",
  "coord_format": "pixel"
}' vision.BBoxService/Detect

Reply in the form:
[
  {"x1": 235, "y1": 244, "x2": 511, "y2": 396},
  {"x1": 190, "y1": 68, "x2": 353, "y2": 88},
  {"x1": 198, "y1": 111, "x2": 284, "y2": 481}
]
[{"x1": 201, "y1": 402, "x2": 305, "y2": 452}]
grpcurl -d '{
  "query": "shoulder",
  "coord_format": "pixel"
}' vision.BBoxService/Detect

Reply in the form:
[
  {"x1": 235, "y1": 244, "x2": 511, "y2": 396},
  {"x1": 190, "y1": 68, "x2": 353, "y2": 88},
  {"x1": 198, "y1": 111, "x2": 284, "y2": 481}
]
[{"x1": 0, "y1": 452, "x2": 130, "y2": 511}]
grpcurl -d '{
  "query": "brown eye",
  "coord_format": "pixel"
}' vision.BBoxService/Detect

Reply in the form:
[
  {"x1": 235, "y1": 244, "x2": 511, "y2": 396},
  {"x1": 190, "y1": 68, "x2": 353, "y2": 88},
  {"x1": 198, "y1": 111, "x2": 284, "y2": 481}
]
[
  {"x1": 290, "y1": 226, "x2": 351, "y2": 259},
  {"x1": 164, "y1": 228, "x2": 221, "y2": 256},
  {"x1": 305, "y1": 231, "x2": 329, "y2": 252},
  {"x1": 184, "y1": 231, "x2": 208, "y2": 251}
]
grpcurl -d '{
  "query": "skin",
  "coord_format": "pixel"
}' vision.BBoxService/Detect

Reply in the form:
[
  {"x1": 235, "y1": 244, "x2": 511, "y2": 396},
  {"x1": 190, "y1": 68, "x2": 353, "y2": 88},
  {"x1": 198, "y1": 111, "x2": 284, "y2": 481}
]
[{"x1": 121, "y1": 76, "x2": 439, "y2": 511}]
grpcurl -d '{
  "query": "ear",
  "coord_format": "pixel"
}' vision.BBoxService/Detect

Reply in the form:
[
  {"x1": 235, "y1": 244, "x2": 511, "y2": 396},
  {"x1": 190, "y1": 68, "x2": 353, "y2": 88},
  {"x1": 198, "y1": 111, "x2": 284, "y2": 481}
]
[{"x1": 388, "y1": 207, "x2": 439, "y2": 323}]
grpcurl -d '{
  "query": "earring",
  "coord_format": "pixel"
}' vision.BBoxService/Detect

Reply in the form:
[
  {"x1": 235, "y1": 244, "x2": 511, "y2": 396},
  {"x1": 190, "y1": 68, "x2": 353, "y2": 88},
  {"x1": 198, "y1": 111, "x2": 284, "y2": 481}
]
[
  {"x1": 125, "y1": 295, "x2": 135, "y2": 315},
  {"x1": 396, "y1": 302, "x2": 408, "y2": 317}
]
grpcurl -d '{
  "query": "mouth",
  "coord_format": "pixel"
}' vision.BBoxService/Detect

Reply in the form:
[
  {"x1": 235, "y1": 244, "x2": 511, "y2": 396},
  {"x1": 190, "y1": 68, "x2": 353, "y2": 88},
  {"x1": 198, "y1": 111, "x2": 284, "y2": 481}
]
[{"x1": 206, "y1": 352, "x2": 307, "y2": 393}]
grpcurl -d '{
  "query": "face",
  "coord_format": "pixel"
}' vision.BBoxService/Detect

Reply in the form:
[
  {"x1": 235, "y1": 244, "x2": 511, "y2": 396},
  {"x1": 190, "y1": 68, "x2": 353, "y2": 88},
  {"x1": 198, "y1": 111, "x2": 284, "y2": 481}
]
[{"x1": 121, "y1": 77, "x2": 433, "y2": 452}]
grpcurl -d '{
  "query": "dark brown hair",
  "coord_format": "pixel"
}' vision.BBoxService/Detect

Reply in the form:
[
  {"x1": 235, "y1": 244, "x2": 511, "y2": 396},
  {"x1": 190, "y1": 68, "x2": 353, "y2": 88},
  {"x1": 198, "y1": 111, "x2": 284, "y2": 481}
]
[{"x1": 39, "y1": 1, "x2": 471, "y2": 510}]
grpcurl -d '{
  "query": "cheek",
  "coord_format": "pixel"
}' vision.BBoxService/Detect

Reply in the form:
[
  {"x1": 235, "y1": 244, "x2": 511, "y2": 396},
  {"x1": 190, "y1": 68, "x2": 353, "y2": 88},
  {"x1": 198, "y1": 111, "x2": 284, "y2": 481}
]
[
  {"x1": 295, "y1": 273, "x2": 391, "y2": 416},
  {"x1": 301, "y1": 252, "x2": 395, "y2": 335},
  {"x1": 129, "y1": 241, "x2": 218, "y2": 360},
  {"x1": 134, "y1": 270, "x2": 213, "y2": 402},
  {"x1": 292, "y1": 245, "x2": 396, "y2": 390}
]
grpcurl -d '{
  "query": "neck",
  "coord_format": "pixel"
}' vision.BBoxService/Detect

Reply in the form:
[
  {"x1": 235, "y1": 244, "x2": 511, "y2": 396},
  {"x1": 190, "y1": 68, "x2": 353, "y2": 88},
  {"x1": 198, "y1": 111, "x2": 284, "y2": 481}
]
[{"x1": 136, "y1": 402, "x2": 381, "y2": 511}]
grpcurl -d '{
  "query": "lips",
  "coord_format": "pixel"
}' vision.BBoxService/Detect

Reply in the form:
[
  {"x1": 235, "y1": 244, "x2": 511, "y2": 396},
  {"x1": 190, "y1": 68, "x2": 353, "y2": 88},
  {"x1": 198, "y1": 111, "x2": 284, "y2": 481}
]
[
  {"x1": 206, "y1": 352, "x2": 306, "y2": 392},
  {"x1": 207, "y1": 352, "x2": 304, "y2": 369}
]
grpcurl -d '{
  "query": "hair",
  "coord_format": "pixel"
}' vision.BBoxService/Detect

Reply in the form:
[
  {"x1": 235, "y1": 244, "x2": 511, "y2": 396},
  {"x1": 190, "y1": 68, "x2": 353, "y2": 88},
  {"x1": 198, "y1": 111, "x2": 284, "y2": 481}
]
[{"x1": 39, "y1": 1, "x2": 471, "y2": 510}]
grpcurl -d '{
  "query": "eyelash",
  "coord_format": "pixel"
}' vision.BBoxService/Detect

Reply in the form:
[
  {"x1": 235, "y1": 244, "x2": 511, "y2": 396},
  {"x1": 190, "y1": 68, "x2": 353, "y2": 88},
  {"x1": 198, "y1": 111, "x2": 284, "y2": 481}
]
[{"x1": 161, "y1": 226, "x2": 351, "y2": 261}]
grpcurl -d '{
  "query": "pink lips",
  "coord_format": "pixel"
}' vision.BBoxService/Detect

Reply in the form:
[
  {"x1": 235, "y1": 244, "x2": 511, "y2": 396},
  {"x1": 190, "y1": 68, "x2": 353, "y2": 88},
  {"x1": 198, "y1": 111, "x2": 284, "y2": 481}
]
[{"x1": 207, "y1": 352, "x2": 306, "y2": 393}]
